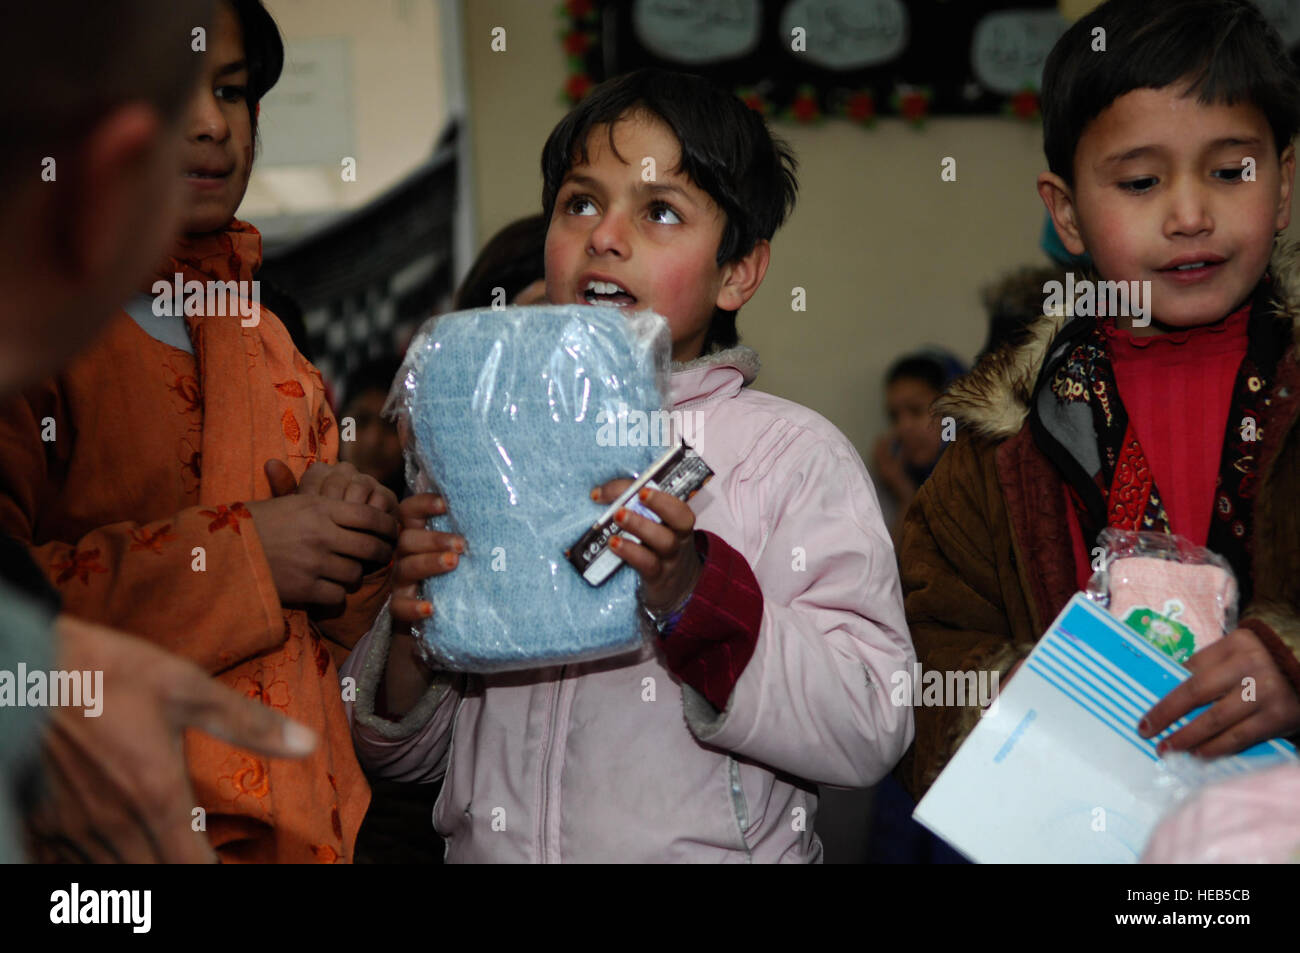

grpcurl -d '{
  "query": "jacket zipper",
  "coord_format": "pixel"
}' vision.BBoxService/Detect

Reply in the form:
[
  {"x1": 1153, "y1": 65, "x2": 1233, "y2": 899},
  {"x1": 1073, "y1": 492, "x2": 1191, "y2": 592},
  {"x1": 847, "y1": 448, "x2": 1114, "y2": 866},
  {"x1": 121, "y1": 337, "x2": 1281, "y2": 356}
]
[
  {"x1": 538, "y1": 664, "x2": 565, "y2": 862},
  {"x1": 435, "y1": 690, "x2": 467, "y2": 860}
]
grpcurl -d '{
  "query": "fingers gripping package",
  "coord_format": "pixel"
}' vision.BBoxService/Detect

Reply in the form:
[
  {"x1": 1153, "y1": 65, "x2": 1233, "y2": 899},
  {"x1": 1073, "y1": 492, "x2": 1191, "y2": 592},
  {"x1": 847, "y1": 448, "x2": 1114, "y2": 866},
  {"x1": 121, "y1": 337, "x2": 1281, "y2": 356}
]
[
  {"x1": 388, "y1": 305, "x2": 700, "y2": 673},
  {"x1": 1085, "y1": 528, "x2": 1239, "y2": 662}
]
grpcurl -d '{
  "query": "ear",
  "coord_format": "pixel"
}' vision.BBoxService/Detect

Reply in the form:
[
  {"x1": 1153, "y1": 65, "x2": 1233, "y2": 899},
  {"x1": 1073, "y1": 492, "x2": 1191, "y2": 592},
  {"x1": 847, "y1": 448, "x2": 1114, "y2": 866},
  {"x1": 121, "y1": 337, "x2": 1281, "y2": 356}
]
[
  {"x1": 715, "y1": 239, "x2": 770, "y2": 312},
  {"x1": 1036, "y1": 171, "x2": 1088, "y2": 257},
  {"x1": 61, "y1": 104, "x2": 167, "y2": 281},
  {"x1": 1275, "y1": 142, "x2": 1295, "y2": 233}
]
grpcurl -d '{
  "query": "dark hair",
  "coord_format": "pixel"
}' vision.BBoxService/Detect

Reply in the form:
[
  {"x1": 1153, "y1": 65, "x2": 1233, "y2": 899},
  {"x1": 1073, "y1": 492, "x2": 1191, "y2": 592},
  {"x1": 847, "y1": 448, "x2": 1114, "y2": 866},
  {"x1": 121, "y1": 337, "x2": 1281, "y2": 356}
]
[
  {"x1": 1, "y1": 0, "x2": 213, "y2": 197},
  {"x1": 1042, "y1": 0, "x2": 1300, "y2": 185},
  {"x1": 227, "y1": 0, "x2": 284, "y2": 141},
  {"x1": 342, "y1": 357, "x2": 402, "y2": 410},
  {"x1": 886, "y1": 350, "x2": 967, "y2": 394},
  {"x1": 978, "y1": 265, "x2": 1068, "y2": 359},
  {"x1": 454, "y1": 214, "x2": 548, "y2": 310},
  {"x1": 540, "y1": 69, "x2": 798, "y2": 352}
]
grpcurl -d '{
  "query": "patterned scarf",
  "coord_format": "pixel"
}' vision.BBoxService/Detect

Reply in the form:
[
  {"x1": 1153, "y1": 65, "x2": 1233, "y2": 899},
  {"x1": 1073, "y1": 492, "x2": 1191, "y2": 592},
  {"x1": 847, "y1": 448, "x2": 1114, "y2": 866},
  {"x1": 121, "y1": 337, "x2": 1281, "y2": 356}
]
[
  {"x1": 154, "y1": 216, "x2": 262, "y2": 286},
  {"x1": 1030, "y1": 279, "x2": 1289, "y2": 604}
]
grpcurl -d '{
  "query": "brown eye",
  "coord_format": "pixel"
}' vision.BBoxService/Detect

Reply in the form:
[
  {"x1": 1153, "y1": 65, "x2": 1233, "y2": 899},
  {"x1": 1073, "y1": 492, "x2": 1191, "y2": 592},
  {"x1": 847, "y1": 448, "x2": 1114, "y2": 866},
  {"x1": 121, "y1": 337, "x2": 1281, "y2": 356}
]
[
  {"x1": 648, "y1": 202, "x2": 681, "y2": 225},
  {"x1": 1118, "y1": 176, "x2": 1157, "y2": 194},
  {"x1": 566, "y1": 195, "x2": 596, "y2": 216}
]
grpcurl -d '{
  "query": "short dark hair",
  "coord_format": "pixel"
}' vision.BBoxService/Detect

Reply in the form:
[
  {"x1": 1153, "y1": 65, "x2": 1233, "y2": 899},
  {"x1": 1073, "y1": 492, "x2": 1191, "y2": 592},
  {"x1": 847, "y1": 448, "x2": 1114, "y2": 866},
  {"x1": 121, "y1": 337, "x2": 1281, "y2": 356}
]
[
  {"x1": 342, "y1": 357, "x2": 402, "y2": 410},
  {"x1": 886, "y1": 350, "x2": 967, "y2": 394},
  {"x1": 1042, "y1": 0, "x2": 1300, "y2": 185},
  {"x1": 454, "y1": 214, "x2": 548, "y2": 310},
  {"x1": 1, "y1": 0, "x2": 213, "y2": 199},
  {"x1": 540, "y1": 69, "x2": 798, "y2": 352},
  {"x1": 978, "y1": 265, "x2": 1068, "y2": 359}
]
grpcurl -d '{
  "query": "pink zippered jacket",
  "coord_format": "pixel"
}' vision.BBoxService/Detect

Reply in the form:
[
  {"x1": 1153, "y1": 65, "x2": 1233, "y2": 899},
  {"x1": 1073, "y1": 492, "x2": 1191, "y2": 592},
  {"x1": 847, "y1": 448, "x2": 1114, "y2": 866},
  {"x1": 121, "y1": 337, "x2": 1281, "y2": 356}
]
[{"x1": 342, "y1": 346, "x2": 915, "y2": 862}]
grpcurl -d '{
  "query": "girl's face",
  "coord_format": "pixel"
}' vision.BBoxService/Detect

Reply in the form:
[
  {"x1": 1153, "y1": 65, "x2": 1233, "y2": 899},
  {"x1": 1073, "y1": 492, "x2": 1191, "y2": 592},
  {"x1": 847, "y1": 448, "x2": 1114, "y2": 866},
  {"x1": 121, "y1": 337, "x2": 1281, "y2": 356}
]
[
  {"x1": 339, "y1": 389, "x2": 404, "y2": 488},
  {"x1": 180, "y1": 0, "x2": 254, "y2": 235},
  {"x1": 886, "y1": 377, "x2": 943, "y2": 469}
]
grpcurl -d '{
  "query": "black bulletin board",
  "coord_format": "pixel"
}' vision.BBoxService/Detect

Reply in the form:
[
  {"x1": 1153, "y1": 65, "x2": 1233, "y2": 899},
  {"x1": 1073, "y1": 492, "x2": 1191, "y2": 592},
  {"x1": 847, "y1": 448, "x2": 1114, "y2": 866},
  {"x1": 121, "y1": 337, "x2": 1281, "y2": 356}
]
[{"x1": 557, "y1": 0, "x2": 1300, "y2": 126}]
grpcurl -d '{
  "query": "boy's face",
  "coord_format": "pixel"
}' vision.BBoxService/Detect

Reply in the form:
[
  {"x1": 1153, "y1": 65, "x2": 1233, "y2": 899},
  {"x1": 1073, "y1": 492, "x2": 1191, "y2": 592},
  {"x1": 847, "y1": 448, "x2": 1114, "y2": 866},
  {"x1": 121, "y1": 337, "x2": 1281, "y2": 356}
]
[
  {"x1": 1041, "y1": 83, "x2": 1294, "y2": 331},
  {"x1": 545, "y1": 112, "x2": 760, "y2": 362},
  {"x1": 180, "y1": 0, "x2": 253, "y2": 235}
]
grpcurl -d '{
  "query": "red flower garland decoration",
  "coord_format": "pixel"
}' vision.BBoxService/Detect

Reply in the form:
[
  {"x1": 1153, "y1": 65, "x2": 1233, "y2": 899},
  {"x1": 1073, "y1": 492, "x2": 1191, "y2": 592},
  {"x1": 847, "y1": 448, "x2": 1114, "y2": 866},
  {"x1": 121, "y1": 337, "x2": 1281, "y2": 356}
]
[
  {"x1": 789, "y1": 85, "x2": 821, "y2": 124},
  {"x1": 893, "y1": 87, "x2": 932, "y2": 126},
  {"x1": 844, "y1": 90, "x2": 876, "y2": 126},
  {"x1": 1008, "y1": 88, "x2": 1040, "y2": 120}
]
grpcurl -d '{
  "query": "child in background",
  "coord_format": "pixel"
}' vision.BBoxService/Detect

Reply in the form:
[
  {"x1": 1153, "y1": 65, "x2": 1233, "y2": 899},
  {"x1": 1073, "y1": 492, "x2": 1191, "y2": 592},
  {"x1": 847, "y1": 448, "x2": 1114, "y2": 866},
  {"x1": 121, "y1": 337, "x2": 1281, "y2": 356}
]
[
  {"x1": 0, "y1": 0, "x2": 398, "y2": 862},
  {"x1": 900, "y1": 0, "x2": 1300, "y2": 799},
  {"x1": 976, "y1": 264, "x2": 1070, "y2": 361},
  {"x1": 871, "y1": 348, "x2": 966, "y2": 541},
  {"x1": 452, "y1": 213, "x2": 549, "y2": 309},
  {"x1": 343, "y1": 69, "x2": 914, "y2": 862},
  {"x1": 338, "y1": 358, "x2": 407, "y2": 501}
]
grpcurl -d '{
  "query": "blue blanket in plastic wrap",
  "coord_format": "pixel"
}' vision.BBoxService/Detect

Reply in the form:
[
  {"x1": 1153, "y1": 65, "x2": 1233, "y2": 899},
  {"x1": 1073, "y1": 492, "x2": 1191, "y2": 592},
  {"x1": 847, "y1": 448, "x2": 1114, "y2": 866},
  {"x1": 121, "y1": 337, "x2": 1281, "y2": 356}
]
[{"x1": 393, "y1": 305, "x2": 670, "y2": 672}]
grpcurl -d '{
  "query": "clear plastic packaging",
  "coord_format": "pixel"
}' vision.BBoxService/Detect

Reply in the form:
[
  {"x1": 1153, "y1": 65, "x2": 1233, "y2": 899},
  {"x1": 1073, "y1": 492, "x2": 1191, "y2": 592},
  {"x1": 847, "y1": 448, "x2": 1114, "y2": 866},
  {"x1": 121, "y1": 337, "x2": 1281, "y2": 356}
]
[
  {"x1": 386, "y1": 305, "x2": 672, "y2": 672},
  {"x1": 1084, "y1": 529, "x2": 1238, "y2": 663},
  {"x1": 1141, "y1": 759, "x2": 1300, "y2": 863}
]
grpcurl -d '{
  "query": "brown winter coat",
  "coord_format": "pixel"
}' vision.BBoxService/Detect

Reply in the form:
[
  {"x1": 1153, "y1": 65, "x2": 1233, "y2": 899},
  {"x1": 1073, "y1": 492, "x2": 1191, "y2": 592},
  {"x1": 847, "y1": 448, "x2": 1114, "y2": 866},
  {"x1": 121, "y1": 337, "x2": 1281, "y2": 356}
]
[{"x1": 899, "y1": 242, "x2": 1300, "y2": 799}]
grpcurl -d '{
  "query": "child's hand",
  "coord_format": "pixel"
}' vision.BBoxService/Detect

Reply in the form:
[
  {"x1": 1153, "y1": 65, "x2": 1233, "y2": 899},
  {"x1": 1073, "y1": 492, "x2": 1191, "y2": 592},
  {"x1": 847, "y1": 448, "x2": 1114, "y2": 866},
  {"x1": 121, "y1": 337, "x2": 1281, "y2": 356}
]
[
  {"x1": 871, "y1": 430, "x2": 909, "y2": 497},
  {"x1": 592, "y1": 481, "x2": 702, "y2": 613},
  {"x1": 246, "y1": 495, "x2": 398, "y2": 606},
  {"x1": 1139, "y1": 627, "x2": 1300, "y2": 757},
  {"x1": 266, "y1": 458, "x2": 398, "y2": 515},
  {"x1": 389, "y1": 492, "x2": 464, "y2": 625}
]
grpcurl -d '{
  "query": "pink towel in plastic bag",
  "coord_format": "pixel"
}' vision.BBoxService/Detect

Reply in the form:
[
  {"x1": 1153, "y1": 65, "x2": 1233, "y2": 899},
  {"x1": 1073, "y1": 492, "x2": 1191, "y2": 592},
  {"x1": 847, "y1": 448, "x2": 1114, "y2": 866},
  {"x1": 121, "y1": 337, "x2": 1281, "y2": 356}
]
[
  {"x1": 1142, "y1": 764, "x2": 1300, "y2": 863},
  {"x1": 1107, "y1": 556, "x2": 1237, "y2": 662}
]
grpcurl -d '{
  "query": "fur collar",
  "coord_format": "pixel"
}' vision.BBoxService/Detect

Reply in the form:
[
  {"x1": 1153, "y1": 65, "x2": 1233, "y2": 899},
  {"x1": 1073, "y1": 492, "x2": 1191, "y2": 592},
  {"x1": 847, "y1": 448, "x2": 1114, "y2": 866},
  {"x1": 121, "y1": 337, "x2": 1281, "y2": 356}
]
[
  {"x1": 672, "y1": 344, "x2": 761, "y2": 385},
  {"x1": 938, "y1": 240, "x2": 1300, "y2": 440}
]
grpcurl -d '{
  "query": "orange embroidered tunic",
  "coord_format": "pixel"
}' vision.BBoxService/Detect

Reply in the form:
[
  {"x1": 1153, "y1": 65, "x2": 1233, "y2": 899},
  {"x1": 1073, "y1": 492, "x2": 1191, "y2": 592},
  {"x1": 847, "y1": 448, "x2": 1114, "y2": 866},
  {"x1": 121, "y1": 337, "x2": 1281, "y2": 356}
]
[{"x1": 0, "y1": 221, "x2": 383, "y2": 862}]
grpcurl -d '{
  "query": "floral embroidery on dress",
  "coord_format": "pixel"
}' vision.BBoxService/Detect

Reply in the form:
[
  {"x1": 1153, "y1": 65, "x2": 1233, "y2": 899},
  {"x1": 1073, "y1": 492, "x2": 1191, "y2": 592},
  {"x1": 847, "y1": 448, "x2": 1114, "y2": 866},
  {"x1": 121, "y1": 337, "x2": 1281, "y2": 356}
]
[
  {"x1": 177, "y1": 437, "x2": 203, "y2": 495},
  {"x1": 201, "y1": 502, "x2": 252, "y2": 534},
  {"x1": 282, "y1": 409, "x2": 301, "y2": 446},
  {"x1": 217, "y1": 754, "x2": 270, "y2": 805},
  {"x1": 236, "y1": 668, "x2": 291, "y2": 713},
  {"x1": 163, "y1": 359, "x2": 203, "y2": 420},
  {"x1": 51, "y1": 547, "x2": 109, "y2": 585},
  {"x1": 128, "y1": 524, "x2": 176, "y2": 554}
]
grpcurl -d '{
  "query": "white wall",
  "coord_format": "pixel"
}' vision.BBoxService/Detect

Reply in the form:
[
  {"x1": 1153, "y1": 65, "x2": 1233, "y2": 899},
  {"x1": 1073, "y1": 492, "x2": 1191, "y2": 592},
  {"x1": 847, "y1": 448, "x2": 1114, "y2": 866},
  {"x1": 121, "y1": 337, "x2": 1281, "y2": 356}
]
[
  {"x1": 461, "y1": 0, "x2": 1300, "y2": 458},
  {"x1": 242, "y1": 0, "x2": 449, "y2": 225}
]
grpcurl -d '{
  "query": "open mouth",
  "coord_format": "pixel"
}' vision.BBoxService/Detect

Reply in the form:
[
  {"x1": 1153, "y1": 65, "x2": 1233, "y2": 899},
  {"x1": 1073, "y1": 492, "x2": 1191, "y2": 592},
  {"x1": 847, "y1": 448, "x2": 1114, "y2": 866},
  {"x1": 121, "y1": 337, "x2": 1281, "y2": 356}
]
[
  {"x1": 1156, "y1": 255, "x2": 1226, "y2": 281},
  {"x1": 581, "y1": 279, "x2": 637, "y2": 308},
  {"x1": 184, "y1": 170, "x2": 231, "y2": 180}
]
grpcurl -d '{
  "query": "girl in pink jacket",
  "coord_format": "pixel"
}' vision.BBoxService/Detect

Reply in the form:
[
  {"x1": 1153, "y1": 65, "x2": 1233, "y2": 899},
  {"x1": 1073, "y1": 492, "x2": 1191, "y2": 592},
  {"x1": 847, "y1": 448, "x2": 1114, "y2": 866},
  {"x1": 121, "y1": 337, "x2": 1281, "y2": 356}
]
[{"x1": 342, "y1": 69, "x2": 915, "y2": 862}]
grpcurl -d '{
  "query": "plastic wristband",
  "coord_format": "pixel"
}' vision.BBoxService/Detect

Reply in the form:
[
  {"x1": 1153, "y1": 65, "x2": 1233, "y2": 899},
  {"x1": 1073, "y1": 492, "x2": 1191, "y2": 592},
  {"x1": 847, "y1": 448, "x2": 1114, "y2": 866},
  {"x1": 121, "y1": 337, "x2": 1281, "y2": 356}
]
[{"x1": 641, "y1": 588, "x2": 693, "y2": 636}]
